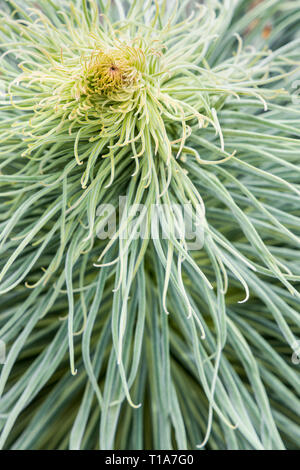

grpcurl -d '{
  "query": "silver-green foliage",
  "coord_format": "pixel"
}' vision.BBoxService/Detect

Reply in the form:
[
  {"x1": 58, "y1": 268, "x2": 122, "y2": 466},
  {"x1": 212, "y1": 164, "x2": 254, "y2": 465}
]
[{"x1": 0, "y1": 0, "x2": 299, "y2": 450}]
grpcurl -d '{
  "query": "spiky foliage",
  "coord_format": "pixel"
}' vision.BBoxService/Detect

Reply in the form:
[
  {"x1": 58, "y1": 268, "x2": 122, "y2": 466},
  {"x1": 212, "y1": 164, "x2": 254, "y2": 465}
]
[{"x1": 0, "y1": 0, "x2": 299, "y2": 450}]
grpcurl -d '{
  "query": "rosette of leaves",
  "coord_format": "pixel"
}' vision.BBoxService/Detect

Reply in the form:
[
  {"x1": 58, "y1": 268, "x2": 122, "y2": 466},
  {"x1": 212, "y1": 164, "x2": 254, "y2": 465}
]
[{"x1": 0, "y1": 0, "x2": 299, "y2": 450}]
